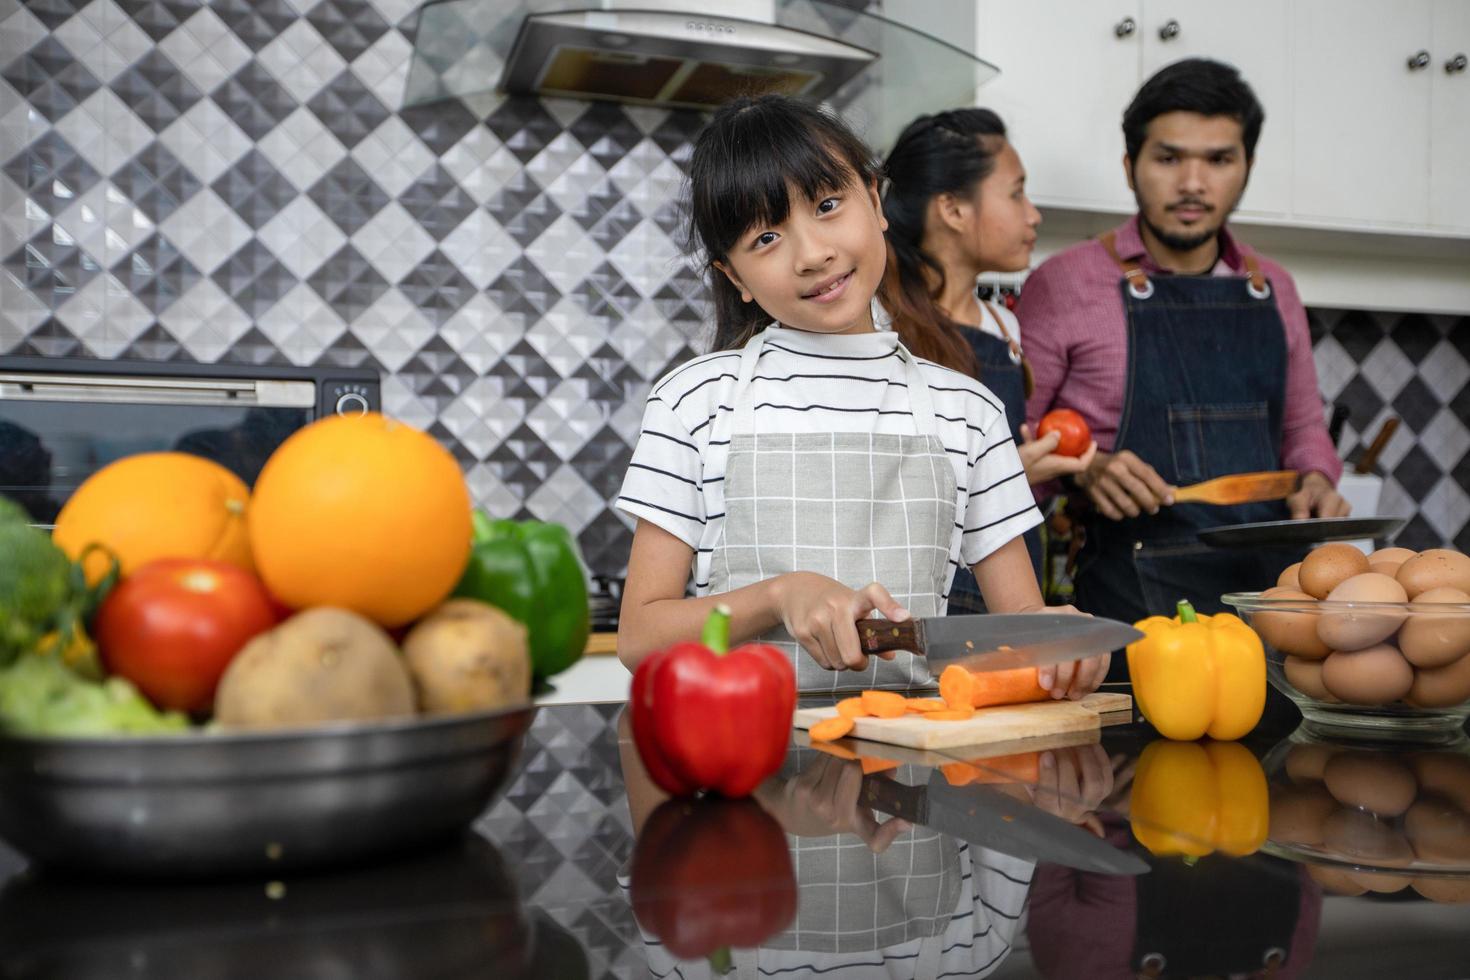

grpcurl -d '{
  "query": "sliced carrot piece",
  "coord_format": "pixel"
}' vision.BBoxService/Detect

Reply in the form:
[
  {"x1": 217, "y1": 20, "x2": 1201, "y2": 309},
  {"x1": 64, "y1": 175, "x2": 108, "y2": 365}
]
[
  {"x1": 860, "y1": 757, "x2": 900, "y2": 775},
  {"x1": 904, "y1": 697, "x2": 949, "y2": 712},
  {"x1": 809, "y1": 740, "x2": 859, "y2": 761},
  {"x1": 941, "y1": 762, "x2": 979, "y2": 786},
  {"x1": 860, "y1": 690, "x2": 908, "y2": 719},
  {"x1": 940, "y1": 664, "x2": 1050, "y2": 709},
  {"x1": 836, "y1": 697, "x2": 869, "y2": 719},
  {"x1": 808, "y1": 716, "x2": 855, "y2": 741},
  {"x1": 924, "y1": 709, "x2": 976, "y2": 721}
]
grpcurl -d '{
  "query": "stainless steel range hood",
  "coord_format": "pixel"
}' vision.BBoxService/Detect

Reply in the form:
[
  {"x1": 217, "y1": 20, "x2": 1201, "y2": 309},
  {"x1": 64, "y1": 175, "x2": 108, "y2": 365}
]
[{"x1": 404, "y1": 1, "x2": 999, "y2": 152}]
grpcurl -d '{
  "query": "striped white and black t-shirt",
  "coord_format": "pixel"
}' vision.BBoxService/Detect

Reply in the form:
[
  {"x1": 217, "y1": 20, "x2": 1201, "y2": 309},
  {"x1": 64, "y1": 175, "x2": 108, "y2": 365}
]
[{"x1": 616, "y1": 325, "x2": 1041, "y2": 602}]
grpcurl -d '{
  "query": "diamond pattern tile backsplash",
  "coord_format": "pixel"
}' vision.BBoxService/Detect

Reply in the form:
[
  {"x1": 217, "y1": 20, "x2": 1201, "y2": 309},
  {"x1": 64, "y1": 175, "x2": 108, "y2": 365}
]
[{"x1": 3, "y1": 0, "x2": 1469, "y2": 573}]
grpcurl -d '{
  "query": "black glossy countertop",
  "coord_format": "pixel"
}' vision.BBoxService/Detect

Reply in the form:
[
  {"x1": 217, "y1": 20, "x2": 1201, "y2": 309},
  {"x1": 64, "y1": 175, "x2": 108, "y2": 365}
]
[{"x1": 1, "y1": 692, "x2": 1468, "y2": 980}]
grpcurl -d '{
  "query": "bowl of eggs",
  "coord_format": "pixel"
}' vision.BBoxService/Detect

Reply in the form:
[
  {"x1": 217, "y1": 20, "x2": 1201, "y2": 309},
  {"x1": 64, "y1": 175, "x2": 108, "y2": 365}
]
[
  {"x1": 1262, "y1": 730, "x2": 1470, "y2": 901},
  {"x1": 1223, "y1": 545, "x2": 1470, "y2": 739}
]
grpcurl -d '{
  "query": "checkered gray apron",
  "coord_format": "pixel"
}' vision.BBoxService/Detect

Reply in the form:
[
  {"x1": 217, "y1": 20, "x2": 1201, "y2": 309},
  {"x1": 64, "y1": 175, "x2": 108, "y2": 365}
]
[{"x1": 702, "y1": 326, "x2": 958, "y2": 693}]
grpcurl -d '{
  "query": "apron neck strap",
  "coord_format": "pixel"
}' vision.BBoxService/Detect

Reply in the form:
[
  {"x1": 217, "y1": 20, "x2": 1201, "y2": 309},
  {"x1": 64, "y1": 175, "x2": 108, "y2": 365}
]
[
  {"x1": 1099, "y1": 230, "x2": 1154, "y2": 299},
  {"x1": 725, "y1": 327, "x2": 940, "y2": 438},
  {"x1": 1239, "y1": 246, "x2": 1272, "y2": 299}
]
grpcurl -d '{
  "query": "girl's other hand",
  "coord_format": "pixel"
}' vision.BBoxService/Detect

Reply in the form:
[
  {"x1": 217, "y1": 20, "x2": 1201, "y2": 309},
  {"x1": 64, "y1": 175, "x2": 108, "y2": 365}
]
[
  {"x1": 775, "y1": 573, "x2": 910, "y2": 671},
  {"x1": 1018, "y1": 424, "x2": 1098, "y2": 485},
  {"x1": 1030, "y1": 603, "x2": 1111, "y2": 700}
]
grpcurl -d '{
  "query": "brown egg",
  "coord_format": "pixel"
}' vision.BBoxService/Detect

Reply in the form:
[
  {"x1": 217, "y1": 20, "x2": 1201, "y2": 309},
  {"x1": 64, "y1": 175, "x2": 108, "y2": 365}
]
[
  {"x1": 1277, "y1": 562, "x2": 1303, "y2": 590},
  {"x1": 1284, "y1": 655, "x2": 1335, "y2": 700},
  {"x1": 1269, "y1": 784, "x2": 1338, "y2": 845},
  {"x1": 1321, "y1": 644, "x2": 1414, "y2": 705},
  {"x1": 1398, "y1": 587, "x2": 1470, "y2": 668},
  {"x1": 1323, "y1": 752, "x2": 1418, "y2": 816},
  {"x1": 1412, "y1": 876, "x2": 1470, "y2": 903},
  {"x1": 1318, "y1": 573, "x2": 1409, "y2": 650},
  {"x1": 1322, "y1": 808, "x2": 1415, "y2": 867},
  {"x1": 1396, "y1": 549, "x2": 1470, "y2": 599},
  {"x1": 1405, "y1": 651, "x2": 1470, "y2": 709},
  {"x1": 1284, "y1": 743, "x2": 1335, "y2": 783},
  {"x1": 1306, "y1": 863, "x2": 1367, "y2": 895},
  {"x1": 1300, "y1": 543, "x2": 1370, "y2": 599},
  {"x1": 1368, "y1": 547, "x2": 1417, "y2": 573},
  {"x1": 1255, "y1": 589, "x2": 1330, "y2": 659},
  {"x1": 1410, "y1": 753, "x2": 1470, "y2": 813},
  {"x1": 1404, "y1": 796, "x2": 1470, "y2": 862},
  {"x1": 1347, "y1": 869, "x2": 1415, "y2": 893}
]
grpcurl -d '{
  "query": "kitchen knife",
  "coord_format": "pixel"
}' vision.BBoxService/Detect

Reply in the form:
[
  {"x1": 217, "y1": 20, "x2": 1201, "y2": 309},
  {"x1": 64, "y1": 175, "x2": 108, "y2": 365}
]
[
  {"x1": 857, "y1": 613, "x2": 1143, "y2": 675},
  {"x1": 862, "y1": 771, "x2": 1147, "y2": 875},
  {"x1": 1172, "y1": 470, "x2": 1300, "y2": 505}
]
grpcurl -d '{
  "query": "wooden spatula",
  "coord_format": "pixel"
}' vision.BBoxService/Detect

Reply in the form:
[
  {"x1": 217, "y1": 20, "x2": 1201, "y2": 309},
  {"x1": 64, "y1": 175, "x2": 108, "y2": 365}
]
[{"x1": 1173, "y1": 470, "x2": 1299, "y2": 505}]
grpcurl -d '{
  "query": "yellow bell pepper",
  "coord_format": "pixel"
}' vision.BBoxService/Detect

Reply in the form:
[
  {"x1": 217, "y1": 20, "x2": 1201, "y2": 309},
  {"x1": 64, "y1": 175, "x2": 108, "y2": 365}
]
[
  {"x1": 1129, "y1": 739, "x2": 1269, "y2": 858},
  {"x1": 1127, "y1": 599, "x2": 1265, "y2": 741}
]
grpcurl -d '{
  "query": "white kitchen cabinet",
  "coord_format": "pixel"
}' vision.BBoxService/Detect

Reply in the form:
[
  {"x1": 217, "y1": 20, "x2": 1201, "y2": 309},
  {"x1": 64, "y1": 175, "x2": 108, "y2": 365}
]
[
  {"x1": 1431, "y1": 0, "x2": 1470, "y2": 229},
  {"x1": 1138, "y1": 0, "x2": 1293, "y2": 217},
  {"x1": 1291, "y1": 0, "x2": 1434, "y2": 227},
  {"x1": 973, "y1": 1, "x2": 1141, "y2": 211}
]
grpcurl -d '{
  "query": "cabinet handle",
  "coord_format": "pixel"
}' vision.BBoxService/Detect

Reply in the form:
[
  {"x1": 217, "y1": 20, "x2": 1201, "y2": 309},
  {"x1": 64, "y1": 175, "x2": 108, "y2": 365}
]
[
  {"x1": 1158, "y1": 19, "x2": 1181, "y2": 41},
  {"x1": 1114, "y1": 16, "x2": 1136, "y2": 38},
  {"x1": 1407, "y1": 50, "x2": 1431, "y2": 70},
  {"x1": 1447, "y1": 53, "x2": 1469, "y2": 74}
]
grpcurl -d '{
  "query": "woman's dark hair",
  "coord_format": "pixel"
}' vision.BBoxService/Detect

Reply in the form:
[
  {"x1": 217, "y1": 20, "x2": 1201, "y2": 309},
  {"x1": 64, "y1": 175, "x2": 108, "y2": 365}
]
[
  {"x1": 1123, "y1": 58, "x2": 1264, "y2": 164},
  {"x1": 879, "y1": 108, "x2": 1010, "y2": 374},
  {"x1": 688, "y1": 94, "x2": 880, "y2": 351}
]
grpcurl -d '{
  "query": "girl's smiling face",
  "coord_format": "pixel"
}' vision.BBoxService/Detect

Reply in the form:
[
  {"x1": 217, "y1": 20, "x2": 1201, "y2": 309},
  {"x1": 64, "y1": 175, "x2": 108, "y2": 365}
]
[{"x1": 715, "y1": 175, "x2": 889, "y2": 335}]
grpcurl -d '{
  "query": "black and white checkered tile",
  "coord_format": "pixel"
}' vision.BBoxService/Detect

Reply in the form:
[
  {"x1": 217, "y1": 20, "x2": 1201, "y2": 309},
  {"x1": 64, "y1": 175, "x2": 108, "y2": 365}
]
[
  {"x1": 0, "y1": 0, "x2": 711, "y2": 579},
  {"x1": 1, "y1": 0, "x2": 1467, "y2": 585},
  {"x1": 1310, "y1": 308, "x2": 1470, "y2": 552}
]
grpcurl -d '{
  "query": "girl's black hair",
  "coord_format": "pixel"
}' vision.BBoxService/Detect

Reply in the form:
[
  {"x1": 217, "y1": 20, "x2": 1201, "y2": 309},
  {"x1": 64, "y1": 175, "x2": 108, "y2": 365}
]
[
  {"x1": 879, "y1": 108, "x2": 1009, "y2": 375},
  {"x1": 688, "y1": 94, "x2": 880, "y2": 351}
]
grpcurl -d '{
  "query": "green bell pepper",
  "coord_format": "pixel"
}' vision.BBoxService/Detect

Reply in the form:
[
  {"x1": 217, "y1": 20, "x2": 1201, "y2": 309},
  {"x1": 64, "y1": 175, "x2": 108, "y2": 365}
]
[{"x1": 453, "y1": 511, "x2": 590, "y2": 678}]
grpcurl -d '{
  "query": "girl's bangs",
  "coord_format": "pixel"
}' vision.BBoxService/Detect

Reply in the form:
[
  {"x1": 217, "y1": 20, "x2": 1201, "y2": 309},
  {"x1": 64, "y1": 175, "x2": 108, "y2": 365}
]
[{"x1": 698, "y1": 115, "x2": 868, "y2": 255}]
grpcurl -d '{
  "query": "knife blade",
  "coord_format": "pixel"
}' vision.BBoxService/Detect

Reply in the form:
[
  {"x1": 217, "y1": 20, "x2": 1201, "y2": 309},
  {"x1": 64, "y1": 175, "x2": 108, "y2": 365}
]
[
  {"x1": 862, "y1": 771, "x2": 1148, "y2": 875},
  {"x1": 857, "y1": 613, "x2": 1143, "y2": 675}
]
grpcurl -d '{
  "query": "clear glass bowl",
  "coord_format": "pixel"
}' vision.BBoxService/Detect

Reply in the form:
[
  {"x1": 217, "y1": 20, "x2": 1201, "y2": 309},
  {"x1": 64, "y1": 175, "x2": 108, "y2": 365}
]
[
  {"x1": 1223, "y1": 591, "x2": 1470, "y2": 741},
  {"x1": 1260, "y1": 728, "x2": 1470, "y2": 901}
]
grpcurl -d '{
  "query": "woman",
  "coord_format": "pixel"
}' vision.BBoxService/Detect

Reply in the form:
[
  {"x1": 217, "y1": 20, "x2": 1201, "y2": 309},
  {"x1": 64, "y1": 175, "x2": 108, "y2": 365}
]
[{"x1": 881, "y1": 108, "x2": 1097, "y2": 614}]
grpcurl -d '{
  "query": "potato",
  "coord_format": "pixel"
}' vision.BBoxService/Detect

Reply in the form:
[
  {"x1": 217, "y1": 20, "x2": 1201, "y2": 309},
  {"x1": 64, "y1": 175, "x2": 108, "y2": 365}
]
[
  {"x1": 403, "y1": 599, "x2": 531, "y2": 716},
  {"x1": 215, "y1": 607, "x2": 415, "y2": 730}
]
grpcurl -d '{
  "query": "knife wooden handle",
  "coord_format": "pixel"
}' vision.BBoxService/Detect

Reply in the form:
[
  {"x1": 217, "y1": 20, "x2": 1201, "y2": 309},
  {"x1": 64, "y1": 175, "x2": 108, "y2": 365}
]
[{"x1": 858, "y1": 618, "x2": 922, "y2": 655}]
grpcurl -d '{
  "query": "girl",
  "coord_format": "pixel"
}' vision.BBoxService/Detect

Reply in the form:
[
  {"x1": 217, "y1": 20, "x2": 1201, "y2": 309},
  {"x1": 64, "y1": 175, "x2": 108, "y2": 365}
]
[
  {"x1": 616, "y1": 95, "x2": 1107, "y2": 697},
  {"x1": 881, "y1": 108, "x2": 1098, "y2": 617}
]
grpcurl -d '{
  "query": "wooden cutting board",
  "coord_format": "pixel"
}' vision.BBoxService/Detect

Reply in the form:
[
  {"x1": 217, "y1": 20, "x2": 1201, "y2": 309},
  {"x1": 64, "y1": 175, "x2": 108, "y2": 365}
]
[{"x1": 793, "y1": 692, "x2": 1133, "y2": 750}]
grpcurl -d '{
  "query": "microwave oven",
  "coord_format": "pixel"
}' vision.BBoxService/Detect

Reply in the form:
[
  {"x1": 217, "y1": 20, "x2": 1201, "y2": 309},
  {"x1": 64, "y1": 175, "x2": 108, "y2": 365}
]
[{"x1": 0, "y1": 356, "x2": 380, "y2": 526}]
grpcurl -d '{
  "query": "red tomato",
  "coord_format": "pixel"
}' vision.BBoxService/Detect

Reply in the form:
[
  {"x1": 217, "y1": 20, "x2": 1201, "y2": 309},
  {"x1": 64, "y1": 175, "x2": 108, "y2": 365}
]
[
  {"x1": 1038, "y1": 408, "x2": 1092, "y2": 458},
  {"x1": 94, "y1": 558, "x2": 279, "y2": 713}
]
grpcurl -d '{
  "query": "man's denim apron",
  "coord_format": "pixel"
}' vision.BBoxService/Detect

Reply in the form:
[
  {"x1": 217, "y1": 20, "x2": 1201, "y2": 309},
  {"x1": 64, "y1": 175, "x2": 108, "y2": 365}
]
[{"x1": 1074, "y1": 231, "x2": 1307, "y2": 679}]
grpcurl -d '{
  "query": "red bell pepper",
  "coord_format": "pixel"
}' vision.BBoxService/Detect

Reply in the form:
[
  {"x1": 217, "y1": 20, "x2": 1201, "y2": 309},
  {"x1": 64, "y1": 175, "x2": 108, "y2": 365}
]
[
  {"x1": 630, "y1": 605, "x2": 795, "y2": 798},
  {"x1": 629, "y1": 796, "x2": 798, "y2": 967}
]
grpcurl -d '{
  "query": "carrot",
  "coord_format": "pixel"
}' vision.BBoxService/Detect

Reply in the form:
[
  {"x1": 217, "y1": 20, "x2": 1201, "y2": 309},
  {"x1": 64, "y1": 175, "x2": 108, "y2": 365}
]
[
  {"x1": 860, "y1": 757, "x2": 900, "y2": 775},
  {"x1": 952, "y1": 751, "x2": 1042, "y2": 785},
  {"x1": 860, "y1": 690, "x2": 908, "y2": 719},
  {"x1": 904, "y1": 698, "x2": 949, "y2": 712},
  {"x1": 809, "y1": 740, "x2": 859, "y2": 761},
  {"x1": 837, "y1": 697, "x2": 869, "y2": 719},
  {"x1": 941, "y1": 762, "x2": 979, "y2": 786},
  {"x1": 808, "y1": 716, "x2": 855, "y2": 741},
  {"x1": 924, "y1": 708, "x2": 976, "y2": 721},
  {"x1": 939, "y1": 664, "x2": 1050, "y2": 710}
]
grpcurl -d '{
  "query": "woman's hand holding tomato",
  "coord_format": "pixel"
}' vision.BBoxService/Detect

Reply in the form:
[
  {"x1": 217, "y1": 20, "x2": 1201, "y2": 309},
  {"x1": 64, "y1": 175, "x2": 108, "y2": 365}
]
[
  {"x1": 94, "y1": 558, "x2": 280, "y2": 713},
  {"x1": 1037, "y1": 409, "x2": 1092, "y2": 458},
  {"x1": 1019, "y1": 412, "x2": 1097, "y2": 485}
]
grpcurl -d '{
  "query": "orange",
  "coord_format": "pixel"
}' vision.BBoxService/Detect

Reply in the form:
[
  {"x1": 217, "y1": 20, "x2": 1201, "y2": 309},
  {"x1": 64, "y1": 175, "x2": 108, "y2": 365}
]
[
  {"x1": 248, "y1": 413, "x2": 472, "y2": 628},
  {"x1": 52, "y1": 452, "x2": 253, "y2": 584}
]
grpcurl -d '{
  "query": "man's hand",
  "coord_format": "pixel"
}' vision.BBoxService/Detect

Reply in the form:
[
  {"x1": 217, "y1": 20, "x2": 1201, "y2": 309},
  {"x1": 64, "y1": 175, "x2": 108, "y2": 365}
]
[
  {"x1": 1287, "y1": 471, "x2": 1351, "y2": 519},
  {"x1": 1077, "y1": 449, "x2": 1176, "y2": 520}
]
